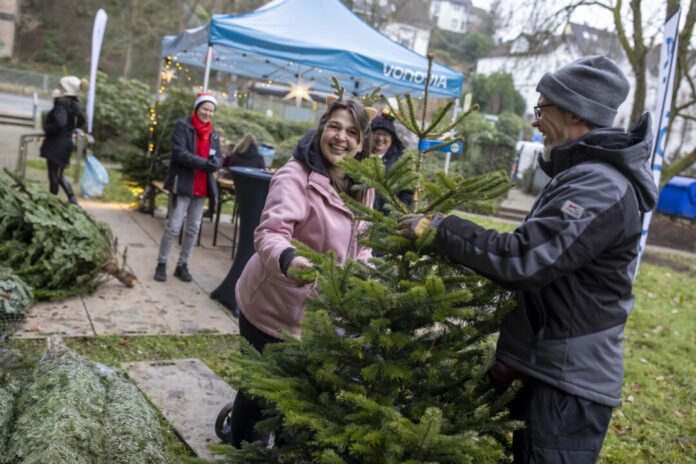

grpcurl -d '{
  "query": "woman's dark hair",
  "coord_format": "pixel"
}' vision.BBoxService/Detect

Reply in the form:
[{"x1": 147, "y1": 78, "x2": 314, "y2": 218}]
[{"x1": 314, "y1": 97, "x2": 372, "y2": 201}]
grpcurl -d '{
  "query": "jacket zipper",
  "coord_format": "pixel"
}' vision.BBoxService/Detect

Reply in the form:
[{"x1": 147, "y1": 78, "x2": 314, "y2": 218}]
[{"x1": 346, "y1": 220, "x2": 355, "y2": 258}]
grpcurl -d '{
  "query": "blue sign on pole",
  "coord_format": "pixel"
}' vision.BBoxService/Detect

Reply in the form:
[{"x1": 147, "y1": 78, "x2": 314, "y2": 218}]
[{"x1": 418, "y1": 139, "x2": 464, "y2": 154}]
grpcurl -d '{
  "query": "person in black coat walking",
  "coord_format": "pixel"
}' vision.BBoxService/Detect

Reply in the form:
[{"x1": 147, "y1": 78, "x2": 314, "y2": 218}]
[{"x1": 40, "y1": 76, "x2": 88, "y2": 204}]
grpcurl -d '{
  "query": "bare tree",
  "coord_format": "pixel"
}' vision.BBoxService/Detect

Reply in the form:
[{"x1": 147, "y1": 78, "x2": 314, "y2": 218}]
[
  {"x1": 662, "y1": 0, "x2": 696, "y2": 183},
  {"x1": 504, "y1": 0, "x2": 696, "y2": 184}
]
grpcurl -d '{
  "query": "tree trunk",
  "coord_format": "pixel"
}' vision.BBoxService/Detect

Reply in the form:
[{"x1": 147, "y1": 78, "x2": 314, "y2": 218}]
[
  {"x1": 628, "y1": 0, "x2": 647, "y2": 125},
  {"x1": 666, "y1": 0, "x2": 696, "y2": 147},
  {"x1": 123, "y1": 40, "x2": 133, "y2": 80},
  {"x1": 105, "y1": 260, "x2": 137, "y2": 288},
  {"x1": 661, "y1": 146, "x2": 696, "y2": 188},
  {"x1": 123, "y1": 0, "x2": 134, "y2": 79},
  {"x1": 182, "y1": 0, "x2": 201, "y2": 29},
  {"x1": 630, "y1": 56, "x2": 647, "y2": 125}
]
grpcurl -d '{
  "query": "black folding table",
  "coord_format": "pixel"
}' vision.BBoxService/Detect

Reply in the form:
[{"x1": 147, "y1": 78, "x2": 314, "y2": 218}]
[{"x1": 210, "y1": 167, "x2": 274, "y2": 315}]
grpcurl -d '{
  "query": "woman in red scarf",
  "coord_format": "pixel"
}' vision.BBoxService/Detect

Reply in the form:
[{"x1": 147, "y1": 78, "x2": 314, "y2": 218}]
[{"x1": 154, "y1": 93, "x2": 222, "y2": 282}]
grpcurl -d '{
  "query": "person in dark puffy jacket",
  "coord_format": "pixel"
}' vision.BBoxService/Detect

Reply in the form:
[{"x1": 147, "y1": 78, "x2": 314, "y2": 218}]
[
  {"x1": 153, "y1": 93, "x2": 222, "y2": 283},
  {"x1": 225, "y1": 133, "x2": 265, "y2": 169},
  {"x1": 370, "y1": 110, "x2": 412, "y2": 215},
  {"x1": 40, "y1": 76, "x2": 88, "y2": 205},
  {"x1": 397, "y1": 56, "x2": 658, "y2": 463}
]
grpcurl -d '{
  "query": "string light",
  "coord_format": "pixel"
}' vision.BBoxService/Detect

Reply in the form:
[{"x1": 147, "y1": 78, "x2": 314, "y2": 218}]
[{"x1": 147, "y1": 53, "x2": 316, "y2": 156}]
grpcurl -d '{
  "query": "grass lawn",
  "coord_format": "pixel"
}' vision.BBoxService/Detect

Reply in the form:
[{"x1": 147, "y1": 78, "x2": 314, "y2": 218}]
[
  {"x1": 602, "y1": 253, "x2": 696, "y2": 462},
  {"x1": 3, "y1": 178, "x2": 694, "y2": 462}
]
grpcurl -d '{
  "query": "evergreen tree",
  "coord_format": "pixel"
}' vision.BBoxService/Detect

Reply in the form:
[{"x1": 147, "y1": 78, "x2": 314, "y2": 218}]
[{"x1": 219, "y1": 58, "x2": 521, "y2": 463}]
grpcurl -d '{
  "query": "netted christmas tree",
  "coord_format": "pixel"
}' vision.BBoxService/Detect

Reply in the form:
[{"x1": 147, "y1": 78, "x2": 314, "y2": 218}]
[
  {"x1": 0, "y1": 169, "x2": 136, "y2": 301},
  {"x1": 220, "y1": 59, "x2": 521, "y2": 463}
]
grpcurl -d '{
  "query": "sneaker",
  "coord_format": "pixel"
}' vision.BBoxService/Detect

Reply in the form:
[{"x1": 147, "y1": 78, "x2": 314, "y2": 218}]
[
  {"x1": 154, "y1": 263, "x2": 167, "y2": 282},
  {"x1": 174, "y1": 263, "x2": 193, "y2": 282}
]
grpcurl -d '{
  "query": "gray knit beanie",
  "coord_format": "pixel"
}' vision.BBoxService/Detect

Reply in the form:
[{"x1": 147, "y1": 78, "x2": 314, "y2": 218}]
[{"x1": 536, "y1": 55, "x2": 629, "y2": 127}]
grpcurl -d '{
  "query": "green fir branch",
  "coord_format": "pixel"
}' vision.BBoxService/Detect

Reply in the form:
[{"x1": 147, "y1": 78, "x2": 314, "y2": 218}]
[
  {"x1": 420, "y1": 54, "x2": 435, "y2": 133},
  {"x1": 422, "y1": 99, "x2": 455, "y2": 136},
  {"x1": 404, "y1": 93, "x2": 422, "y2": 137},
  {"x1": 330, "y1": 77, "x2": 346, "y2": 99}
]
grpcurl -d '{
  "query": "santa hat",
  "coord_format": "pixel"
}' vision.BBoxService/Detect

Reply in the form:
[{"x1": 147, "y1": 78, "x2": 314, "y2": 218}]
[{"x1": 194, "y1": 93, "x2": 217, "y2": 110}]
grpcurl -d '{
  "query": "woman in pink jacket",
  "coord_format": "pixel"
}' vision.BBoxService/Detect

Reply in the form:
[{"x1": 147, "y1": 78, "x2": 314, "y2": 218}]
[{"x1": 228, "y1": 96, "x2": 375, "y2": 448}]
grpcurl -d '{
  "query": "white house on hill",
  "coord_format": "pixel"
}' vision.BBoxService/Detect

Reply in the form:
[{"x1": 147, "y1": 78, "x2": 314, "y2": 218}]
[
  {"x1": 476, "y1": 22, "x2": 696, "y2": 172},
  {"x1": 351, "y1": 0, "x2": 432, "y2": 56},
  {"x1": 477, "y1": 22, "x2": 634, "y2": 127},
  {"x1": 381, "y1": 0, "x2": 433, "y2": 55},
  {"x1": 429, "y1": 0, "x2": 472, "y2": 34}
]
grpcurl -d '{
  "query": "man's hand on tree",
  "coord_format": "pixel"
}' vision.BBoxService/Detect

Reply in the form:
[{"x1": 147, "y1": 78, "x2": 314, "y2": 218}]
[{"x1": 396, "y1": 212, "x2": 446, "y2": 239}]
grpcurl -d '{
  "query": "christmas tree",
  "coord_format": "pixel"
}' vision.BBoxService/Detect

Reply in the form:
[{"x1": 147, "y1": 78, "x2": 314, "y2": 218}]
[{"x1": 220, "y1": 58, "x2": 520, "y2": 463}]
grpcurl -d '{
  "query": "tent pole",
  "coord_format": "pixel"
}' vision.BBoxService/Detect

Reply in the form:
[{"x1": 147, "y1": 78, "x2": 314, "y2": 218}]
[
  {"x1": 203, "y1": 45, "x2": 213, "y2": 92},
  {"x1": 443, "y1": 98, "x2": 460, "y2": 174}
]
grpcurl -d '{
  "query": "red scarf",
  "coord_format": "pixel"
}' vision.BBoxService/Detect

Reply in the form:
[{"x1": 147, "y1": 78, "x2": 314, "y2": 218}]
[{"x1": 192, "y1": 111, "x2": 213, "y2": 197}]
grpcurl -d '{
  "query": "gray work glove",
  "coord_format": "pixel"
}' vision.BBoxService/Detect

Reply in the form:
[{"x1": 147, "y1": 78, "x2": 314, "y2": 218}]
[{"x1": 396, "y1": 212, "x2": 446, "y2": 239}]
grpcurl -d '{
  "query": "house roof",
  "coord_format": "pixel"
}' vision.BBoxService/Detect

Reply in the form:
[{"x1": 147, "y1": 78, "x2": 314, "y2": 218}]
[
  {"x1": 441, "y1": 0, "x2": 472, "y2": 6},
  {"x1": 485, "y1": 22, "x2": 624, "y2": 60},
  {"x1": 565, "y1": 22, "x2": 622, "y2": 60}
]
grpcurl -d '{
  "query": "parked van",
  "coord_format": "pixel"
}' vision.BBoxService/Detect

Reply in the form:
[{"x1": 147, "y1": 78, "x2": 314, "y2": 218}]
[{"x1": 511, "y1": 141, "x2": 544, "y2": 184}]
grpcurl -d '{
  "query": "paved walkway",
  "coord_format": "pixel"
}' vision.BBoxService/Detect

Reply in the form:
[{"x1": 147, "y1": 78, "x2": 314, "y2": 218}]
[
  {"x1": 500, "y1": 187, "x2": 536, "y2": 212},
  {"x1": 15, "y1": 200, "x2": 240, "y2": 338}
]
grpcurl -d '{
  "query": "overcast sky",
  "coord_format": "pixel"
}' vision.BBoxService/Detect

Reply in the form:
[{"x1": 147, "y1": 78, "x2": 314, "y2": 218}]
[{"x1": 470, "y1": 0, "x2": 682, "y2": 43}]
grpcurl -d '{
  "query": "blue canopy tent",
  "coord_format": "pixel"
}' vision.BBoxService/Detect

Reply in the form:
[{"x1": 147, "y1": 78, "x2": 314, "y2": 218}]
[{"x1": 160, "y1": 0, "x2": 464, "y2": 99}]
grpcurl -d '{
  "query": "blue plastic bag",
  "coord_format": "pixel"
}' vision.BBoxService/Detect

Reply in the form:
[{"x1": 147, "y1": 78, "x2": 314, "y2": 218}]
[
  {"x1": 80, "y1": 154, "x2": 109, "y2": 198},
  {"x1": 258, "y1": 144, "x2": 275, "y2": 168}
]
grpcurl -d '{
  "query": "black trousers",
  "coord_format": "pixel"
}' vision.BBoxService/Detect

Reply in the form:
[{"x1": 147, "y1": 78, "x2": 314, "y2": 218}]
[
  {"x1": 47, "y1": 160, "x2": 76, "y2": 202},
  {"x1": 230, "y1": 310, "x2": 282, "y2": 448},
  {"x1": 510, "y1": 379, "x2": 613, "y2": 463}
]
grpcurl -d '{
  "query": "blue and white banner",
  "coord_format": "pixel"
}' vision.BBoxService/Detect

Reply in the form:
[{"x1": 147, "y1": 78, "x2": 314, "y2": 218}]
[
  {"x1": 638, "y1": 7, "x2": 681, "y2": 262},
  {"x1": 418, "y1": 139, "x2": 464, "y2": 154},
  {"x1": 86, "y1": 9, "x2": 107, "y2": 135}
]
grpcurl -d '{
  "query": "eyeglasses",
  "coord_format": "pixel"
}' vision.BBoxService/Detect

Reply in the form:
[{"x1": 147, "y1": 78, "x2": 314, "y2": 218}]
[{"x1": 534, "y1": 103, "x2": 555, "y2": 120}]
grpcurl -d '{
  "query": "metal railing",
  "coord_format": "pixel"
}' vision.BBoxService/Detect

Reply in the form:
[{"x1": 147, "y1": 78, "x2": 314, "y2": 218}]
[
  {"x1": 0, "y1": 66, "x2": 61, "y2": 95},
  {"x1": 16, "y1": 130, "x2": 92, "y2": 179},
  {"x1": 0, "y1": 114, "x2": 35, "y2": 128}
]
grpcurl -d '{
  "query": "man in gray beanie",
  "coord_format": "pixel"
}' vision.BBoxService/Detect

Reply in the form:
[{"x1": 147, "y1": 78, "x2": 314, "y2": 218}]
[{"x1": 397, "y1": 55, "x2": 658, "y2": 462}]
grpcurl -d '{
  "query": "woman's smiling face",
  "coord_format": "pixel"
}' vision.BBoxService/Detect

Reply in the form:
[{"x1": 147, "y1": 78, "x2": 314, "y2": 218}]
[
  {"x1": 372, "y1": 128, "x2": 393, "y2": 156},
  {"x1": 320, "y1": 109, "x2": 363, "y2": 165},
  {"x1": 195, "y1": 102, "x2": 216, "y2": 124}
]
